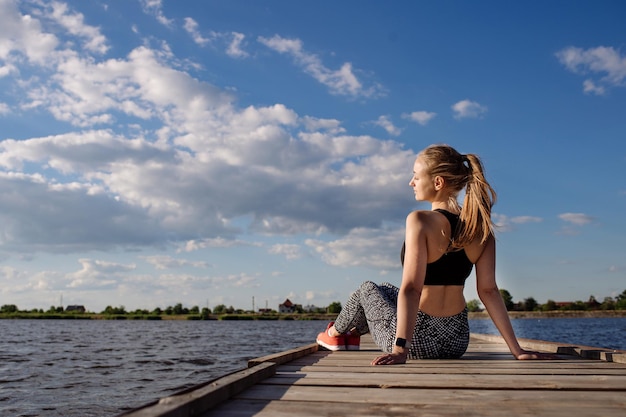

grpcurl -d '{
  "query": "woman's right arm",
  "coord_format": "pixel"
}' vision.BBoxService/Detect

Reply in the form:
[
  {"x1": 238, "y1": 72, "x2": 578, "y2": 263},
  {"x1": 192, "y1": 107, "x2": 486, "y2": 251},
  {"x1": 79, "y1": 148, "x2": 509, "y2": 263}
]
[{"x1": 371, "y1": 211, "x2": 427, "y2": 365}]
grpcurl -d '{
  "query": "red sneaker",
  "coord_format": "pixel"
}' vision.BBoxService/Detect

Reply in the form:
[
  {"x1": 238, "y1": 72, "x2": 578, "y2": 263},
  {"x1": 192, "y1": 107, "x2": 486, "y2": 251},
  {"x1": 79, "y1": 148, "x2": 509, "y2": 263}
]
[
  {"x1": 316, "y1": 322, "x2": 346, "y2": 351},
  {"x1": 345, "y1": 330, "x2": 361, "y2": 351}
]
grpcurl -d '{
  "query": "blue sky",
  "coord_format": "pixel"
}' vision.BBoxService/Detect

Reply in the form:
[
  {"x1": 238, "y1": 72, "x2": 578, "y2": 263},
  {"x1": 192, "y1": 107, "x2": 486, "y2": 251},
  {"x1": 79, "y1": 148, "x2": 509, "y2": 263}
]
[{"x1": 1, "y1": 0, "x2": 625, "y2": 313}]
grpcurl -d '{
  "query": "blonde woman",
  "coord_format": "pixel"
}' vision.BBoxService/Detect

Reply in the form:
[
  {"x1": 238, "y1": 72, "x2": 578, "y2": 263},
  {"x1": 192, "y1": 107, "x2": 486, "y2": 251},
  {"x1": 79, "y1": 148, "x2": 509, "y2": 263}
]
[{"x1": 316, "y1": 144, "x2": 555, "y2": 364}]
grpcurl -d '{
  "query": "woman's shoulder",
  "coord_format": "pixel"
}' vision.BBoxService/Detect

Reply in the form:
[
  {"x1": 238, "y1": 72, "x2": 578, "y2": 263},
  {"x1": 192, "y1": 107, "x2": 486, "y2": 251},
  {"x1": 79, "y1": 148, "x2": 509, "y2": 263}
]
[
  {"x1": 406, "y1": 209, "x2": 458, "y2": 221},
  {"x1": 464, "y1": 233, "x2": 495, "y2": 263},
  {"x1": 405, "y1": 210, "x2": 451, "y2": 232},
  {"x1": 406, "y1": 209, "x2": 440, "y2": 222}
]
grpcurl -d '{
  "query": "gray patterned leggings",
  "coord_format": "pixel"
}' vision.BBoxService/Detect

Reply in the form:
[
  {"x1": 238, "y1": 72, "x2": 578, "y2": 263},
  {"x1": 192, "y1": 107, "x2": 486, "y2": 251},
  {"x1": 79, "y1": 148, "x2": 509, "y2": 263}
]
[{"x1": 333, "y1": 281, "x2": 469, "y2": 359}]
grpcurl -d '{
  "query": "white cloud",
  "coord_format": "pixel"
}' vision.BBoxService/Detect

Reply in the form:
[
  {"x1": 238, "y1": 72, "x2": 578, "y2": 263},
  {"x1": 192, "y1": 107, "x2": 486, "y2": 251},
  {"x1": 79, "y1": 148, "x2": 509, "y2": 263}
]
[
  {"x1": 306, "y1": 227, "x2": 404, "y2": 269},
  {"x1": 301, "y1": 116, "x2": 345, "y2": 134},
  {"x1": 0, "y1": 265, "x2": 28, "y2": 285},
  {"x1": 139, "y1": 0, "x2": 173, "y2": 27},
  {"x1": 48, "y1": 1, "x2": 108, "y2": 54},
  {"x1": 183, "y1": 17, "x2": 211, "y2": 46},
  {"x1": 373, "y1": 115, "x2": 402, "y2": 136},
  {"x1": 493, "y1": 214, "x2": 543, "y2": 232},
  {"x1": 66, "y1": 258, "x2": 135, "y2": 289},
  {"x1": 226, "y1": 32, "x2": 248, "y2": 58},
  {"x1": 558, "y1": 213, "x2": 593, "y2": 225},
  {"x1": 0, "y1": 0, "x2": 59, "y2": 65},
  {"x1": 268, "y1": 244, "x2": 301, "y2": 260},
  {"x1": 142, "y1": 255, "x2": 209, "y2": 270},
  {"x1": 402, "y1": 110, "x2": 436, "y2": 126},
  {"x1": 556, "y1": 46, "x2": 626, "y2": 95},
  {"x1": 258, "y1": 34, "x2": 385, "y2": 99},
  {"x1": 182, "y1": 18, "x2": 248, "y2": 58},
  {"x1": 258, "y1": 35, "x2": 302, "y2": 54},
  {"x1": 223, "y1": 273, "x2": 260, "y2": 288},
  {"x1": 0, "y1": 170, "x2": 165, "y2": 252},
  {"x1": 0, "y1": 63, "x2": 16, "y2": 77},
  {"x1": 178, "y1": 237, "x2": 261, "y2": 253},
  {"x1": 0, "y1": 114, "x2": 413, "y2": 251},
  {"x1": 21, "y1": 44, "x2": 233, "y2": 127},
  {"x1": 583, "y1": 79, "x2": 605, "y2": 95},
  {"x1": 452, "y1": 99, "x2": 488, "y2": 119}
]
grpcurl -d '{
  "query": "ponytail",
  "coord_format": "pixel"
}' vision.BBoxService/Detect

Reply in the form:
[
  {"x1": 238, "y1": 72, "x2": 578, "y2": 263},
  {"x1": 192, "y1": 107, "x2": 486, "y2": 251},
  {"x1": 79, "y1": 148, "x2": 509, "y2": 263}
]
[
  {"x1": 419, "y1": 144, "x2": 497, "y2": 248},
  {"x1": 454, "y1": 153, "x2": 497, "y2": 247}
]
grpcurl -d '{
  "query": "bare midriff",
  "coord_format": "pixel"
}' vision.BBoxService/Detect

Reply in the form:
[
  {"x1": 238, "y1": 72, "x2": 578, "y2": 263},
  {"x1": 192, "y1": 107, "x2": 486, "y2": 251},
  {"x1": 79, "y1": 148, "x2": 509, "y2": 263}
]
[{"x1": 418, "y1": 285, "x2": 467, "y2": 317}]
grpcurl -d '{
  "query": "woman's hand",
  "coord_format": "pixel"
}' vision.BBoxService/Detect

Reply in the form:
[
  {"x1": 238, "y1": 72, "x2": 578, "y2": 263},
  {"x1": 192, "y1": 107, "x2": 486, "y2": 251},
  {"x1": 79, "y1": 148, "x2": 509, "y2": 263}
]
[
  {"x1": 371, "y1": 349, "x2": 408, "y2": 365},
  {"x1": 515, "y1": 349, "x2": 559, "y2": 360}
]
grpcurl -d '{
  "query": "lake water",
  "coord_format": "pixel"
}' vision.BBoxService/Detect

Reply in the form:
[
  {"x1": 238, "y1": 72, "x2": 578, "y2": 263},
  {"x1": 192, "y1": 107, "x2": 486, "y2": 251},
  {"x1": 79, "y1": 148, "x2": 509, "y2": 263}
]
[
  {"x1": 469, "y1": 316, "x2": 626, "y2": 351},
  {"x1": 1, "y1": 317, "x2": 624, "y2": 417}
]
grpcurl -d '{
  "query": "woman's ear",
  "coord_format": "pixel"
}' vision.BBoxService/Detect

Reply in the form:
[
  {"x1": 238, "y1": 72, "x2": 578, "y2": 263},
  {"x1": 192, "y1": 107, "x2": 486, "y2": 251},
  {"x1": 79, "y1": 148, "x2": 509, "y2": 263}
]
[{"x1": 434, "y1": 175, "x2": 444, "y2": 191}]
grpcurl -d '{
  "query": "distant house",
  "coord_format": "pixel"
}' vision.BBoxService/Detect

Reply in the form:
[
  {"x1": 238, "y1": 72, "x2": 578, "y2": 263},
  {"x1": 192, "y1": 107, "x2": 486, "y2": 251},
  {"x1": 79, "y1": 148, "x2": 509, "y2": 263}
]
[
  {"x1": 278, "y1": 299, "x2": 302, "y2": 313},
  {"x1": 65, "y1": 305, "x2": 86, "y2": 313},
  {"x1": 279, "y1": 299, "x2": 294, "y2": 313}
]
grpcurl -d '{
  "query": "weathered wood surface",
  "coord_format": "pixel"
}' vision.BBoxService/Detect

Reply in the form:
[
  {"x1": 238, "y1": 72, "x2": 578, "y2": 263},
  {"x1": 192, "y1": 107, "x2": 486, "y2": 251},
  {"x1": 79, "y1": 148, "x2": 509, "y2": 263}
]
[
  {"x1": 118, "y1": 362, "x2": 277, "y2": 417},
  {"x1": 202, "y1": 335, "x2": 626, "y2": 417},
  {"x1": 120, "y1": 334, "x2": 626, "y2": 417}
]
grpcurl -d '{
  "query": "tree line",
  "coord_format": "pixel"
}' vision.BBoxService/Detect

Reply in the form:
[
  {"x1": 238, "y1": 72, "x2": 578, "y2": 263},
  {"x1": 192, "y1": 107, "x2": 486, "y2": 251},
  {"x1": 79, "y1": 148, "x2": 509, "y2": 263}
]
[
  {"x1": 0, "y1": 301, "x2": 343, "y2": 317},
  {"x1": 466, "y1": 289, "x2": 626, "y2": 312},
  {"x1": 2, "y1": 290, "x2": 625, "y2": 317}
]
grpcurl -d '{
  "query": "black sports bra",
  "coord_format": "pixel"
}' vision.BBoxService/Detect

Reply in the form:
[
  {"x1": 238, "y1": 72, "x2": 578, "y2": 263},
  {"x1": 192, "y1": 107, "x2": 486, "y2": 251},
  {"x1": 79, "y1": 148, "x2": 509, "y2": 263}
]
[{"x1": 400, "y1": 209, "x2": 473, "y2": 286}]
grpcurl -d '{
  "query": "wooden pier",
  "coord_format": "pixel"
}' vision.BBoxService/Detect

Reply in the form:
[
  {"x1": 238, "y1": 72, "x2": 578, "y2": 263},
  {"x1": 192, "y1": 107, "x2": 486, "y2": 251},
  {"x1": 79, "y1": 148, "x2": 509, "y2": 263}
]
[{"x1": 120, "y1": 334, "x2": 626, "y2": 417}]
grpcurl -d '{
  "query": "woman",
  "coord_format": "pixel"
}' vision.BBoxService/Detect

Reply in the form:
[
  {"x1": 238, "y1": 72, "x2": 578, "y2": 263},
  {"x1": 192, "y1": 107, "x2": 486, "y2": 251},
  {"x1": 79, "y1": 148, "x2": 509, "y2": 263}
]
[{"x1": 316, "y1": 144, "x2": 555, "y2": 364}]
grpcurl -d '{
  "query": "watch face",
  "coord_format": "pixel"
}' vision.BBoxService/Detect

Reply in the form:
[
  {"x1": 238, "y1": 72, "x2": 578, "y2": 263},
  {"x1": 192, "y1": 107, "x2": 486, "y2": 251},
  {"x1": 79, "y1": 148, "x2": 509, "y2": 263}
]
[{"x1": 395, "y1": 337, "x2": 406, "y2": 347}]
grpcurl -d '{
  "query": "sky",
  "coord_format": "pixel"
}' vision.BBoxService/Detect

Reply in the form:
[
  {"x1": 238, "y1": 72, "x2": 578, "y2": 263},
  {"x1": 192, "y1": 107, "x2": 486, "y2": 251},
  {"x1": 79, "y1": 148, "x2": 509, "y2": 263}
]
[{"x1": 0, "y1": 0, "x2": 625, "y2": 313}]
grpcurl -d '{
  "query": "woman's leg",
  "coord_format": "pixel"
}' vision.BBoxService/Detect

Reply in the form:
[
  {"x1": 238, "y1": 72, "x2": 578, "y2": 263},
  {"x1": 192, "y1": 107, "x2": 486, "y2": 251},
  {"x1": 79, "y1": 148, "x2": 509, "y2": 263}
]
[
  {"x1": 332, "y1": 283, "x2": 369, "y2": 335},
  {"x1": 334, "y1": 281, "x2": 400, "y2": 351},
  {"x1": 331, "y1": 281, "x2": 469, "y2": 359}
]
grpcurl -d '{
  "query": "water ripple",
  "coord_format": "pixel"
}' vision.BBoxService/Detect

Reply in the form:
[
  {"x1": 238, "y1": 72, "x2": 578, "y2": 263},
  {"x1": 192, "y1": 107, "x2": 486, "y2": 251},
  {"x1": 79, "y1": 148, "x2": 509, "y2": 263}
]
[{"x1": 0, "y1": 319, "x2": 322, "y2": 417}]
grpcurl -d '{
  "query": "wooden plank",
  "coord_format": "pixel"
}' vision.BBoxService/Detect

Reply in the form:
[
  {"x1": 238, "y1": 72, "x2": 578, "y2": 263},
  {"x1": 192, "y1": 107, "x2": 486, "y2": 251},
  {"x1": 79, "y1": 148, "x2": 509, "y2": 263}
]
[
  {"x1": 289, "y1": 356, "x2": 626, "y2": 370},
  {"x1": 261, "y1": 371, "x2": 626, "y2": 391},
  {"x1": 288, "y1": 353, "x2": 624, "y2": 365},
  {"x1": 232, "y1": 385, "x2": 626, "y2": 404},
  {"x1": 276, "y1": 364, "x2": 626, "y2": 375},
  {"x1": 247, "y1": 343, "x2": 318, "y2": 367},
  {"x1": 202, "y1": 399, "x2": 625, "y2": 417},
  {"x1": 472, "y1": 333, "x2": 626, "y2": 363},
  {"x1": 117, "y1": 362, "x2": 276, "y2": 417},
  {"x1": 202, "y1": 387, "x2": 626, "y2": 417}
]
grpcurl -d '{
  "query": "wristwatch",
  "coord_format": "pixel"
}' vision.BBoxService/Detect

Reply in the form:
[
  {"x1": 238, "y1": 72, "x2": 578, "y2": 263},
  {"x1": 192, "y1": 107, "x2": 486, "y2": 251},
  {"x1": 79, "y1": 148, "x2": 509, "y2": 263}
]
[{"x1": 395, "y1": 337, "x2": 407, "y2": 348}]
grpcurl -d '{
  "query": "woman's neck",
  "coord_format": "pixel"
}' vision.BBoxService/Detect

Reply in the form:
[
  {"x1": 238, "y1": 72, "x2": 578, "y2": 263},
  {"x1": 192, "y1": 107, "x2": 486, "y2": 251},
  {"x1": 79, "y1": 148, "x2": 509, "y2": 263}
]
[{"x1": 431, "y1": 199, "x2": 460, "y2": 214}]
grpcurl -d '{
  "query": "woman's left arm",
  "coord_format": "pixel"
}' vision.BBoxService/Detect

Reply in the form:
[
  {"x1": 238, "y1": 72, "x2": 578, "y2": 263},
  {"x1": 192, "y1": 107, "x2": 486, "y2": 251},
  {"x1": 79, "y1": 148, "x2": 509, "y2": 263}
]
[{"x1": 476, "y1": 236, "x2": 557, "y2": 360}]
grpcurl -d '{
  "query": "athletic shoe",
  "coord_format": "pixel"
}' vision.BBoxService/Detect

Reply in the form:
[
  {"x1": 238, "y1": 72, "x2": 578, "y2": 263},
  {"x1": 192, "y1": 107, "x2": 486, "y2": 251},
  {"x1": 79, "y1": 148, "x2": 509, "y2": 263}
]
[
  {"x1": 345, "y1": 330, "x2": 361, "y2": 351},
  {"x1": 316, "y1": 322, "x2": 346, "y2": 351}
]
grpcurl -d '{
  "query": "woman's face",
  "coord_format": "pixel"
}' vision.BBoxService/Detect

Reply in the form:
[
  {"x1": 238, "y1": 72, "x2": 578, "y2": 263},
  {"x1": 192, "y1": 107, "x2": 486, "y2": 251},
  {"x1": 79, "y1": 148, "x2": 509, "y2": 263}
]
[{"x1": 409, "y1": 157, "x2": 437, "y2": 201}]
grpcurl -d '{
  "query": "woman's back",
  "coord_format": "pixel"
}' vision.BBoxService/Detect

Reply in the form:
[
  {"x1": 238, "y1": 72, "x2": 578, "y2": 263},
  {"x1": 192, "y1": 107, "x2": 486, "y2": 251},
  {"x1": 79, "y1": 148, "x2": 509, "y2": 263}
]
[{"x1": 406, "y1": 209, "x2": 490, "y2": 317}]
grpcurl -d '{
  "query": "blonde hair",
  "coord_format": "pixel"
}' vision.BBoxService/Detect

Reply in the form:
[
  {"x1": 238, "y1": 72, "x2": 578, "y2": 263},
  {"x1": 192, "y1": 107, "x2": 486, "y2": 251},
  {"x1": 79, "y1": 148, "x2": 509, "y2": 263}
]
[{"x1": 419, "y1": 144, "x2": 497, "y2": 247}]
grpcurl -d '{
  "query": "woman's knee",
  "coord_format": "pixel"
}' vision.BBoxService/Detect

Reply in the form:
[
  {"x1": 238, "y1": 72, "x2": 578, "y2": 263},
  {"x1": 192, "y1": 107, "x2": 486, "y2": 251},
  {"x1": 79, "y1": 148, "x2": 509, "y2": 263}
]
[{"x1": 359, "y1": 280, "x2": 378, "y2": 292}]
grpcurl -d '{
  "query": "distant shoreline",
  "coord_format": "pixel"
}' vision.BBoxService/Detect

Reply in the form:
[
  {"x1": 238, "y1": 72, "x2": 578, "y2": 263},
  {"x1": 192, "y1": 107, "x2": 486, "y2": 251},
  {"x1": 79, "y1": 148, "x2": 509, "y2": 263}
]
[
  {"x1": 469, "y1": 310, "x2": 626, "y2": 319},
  {"x1": 1, "y1": 310, "x2": 625, "y2": 320}
]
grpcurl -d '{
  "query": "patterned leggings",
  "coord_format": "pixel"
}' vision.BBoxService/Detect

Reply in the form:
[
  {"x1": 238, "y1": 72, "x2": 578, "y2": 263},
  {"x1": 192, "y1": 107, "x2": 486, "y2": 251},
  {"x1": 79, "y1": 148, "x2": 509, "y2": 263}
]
[{"x1": 333, "y1": 281, "x2": 469, "y2": 359}]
